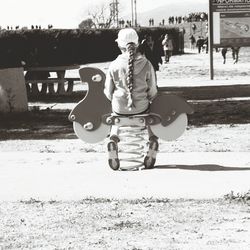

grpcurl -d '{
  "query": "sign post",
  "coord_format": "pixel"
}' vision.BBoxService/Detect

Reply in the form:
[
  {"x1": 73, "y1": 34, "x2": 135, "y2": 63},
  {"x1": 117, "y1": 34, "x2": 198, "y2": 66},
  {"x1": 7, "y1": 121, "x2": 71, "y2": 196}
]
[{"x1": 209, "y1": 0, "x2": 214, "y2": 80}]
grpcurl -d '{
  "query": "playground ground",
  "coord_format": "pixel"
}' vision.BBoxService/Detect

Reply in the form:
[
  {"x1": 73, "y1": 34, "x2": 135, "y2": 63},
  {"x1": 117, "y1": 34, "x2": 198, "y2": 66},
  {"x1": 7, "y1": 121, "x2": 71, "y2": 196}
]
[{"x1": 1, "y1": 48, "x2": 250, "y2": 249}]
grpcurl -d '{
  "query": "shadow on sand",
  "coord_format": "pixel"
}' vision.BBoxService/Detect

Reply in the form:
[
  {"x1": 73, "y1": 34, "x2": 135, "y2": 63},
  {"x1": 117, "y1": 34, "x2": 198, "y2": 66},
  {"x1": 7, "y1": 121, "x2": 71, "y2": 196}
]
[{"x1": 151, "y1": 164, "x2": 250, "y2": 171}]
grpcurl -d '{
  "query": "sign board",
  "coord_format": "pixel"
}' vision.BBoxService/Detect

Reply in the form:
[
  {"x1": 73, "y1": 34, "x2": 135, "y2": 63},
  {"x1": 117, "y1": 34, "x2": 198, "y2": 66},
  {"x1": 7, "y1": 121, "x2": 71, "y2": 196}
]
[{"x1": 211, "y1": 0, "x2": 250, "y2": 46}]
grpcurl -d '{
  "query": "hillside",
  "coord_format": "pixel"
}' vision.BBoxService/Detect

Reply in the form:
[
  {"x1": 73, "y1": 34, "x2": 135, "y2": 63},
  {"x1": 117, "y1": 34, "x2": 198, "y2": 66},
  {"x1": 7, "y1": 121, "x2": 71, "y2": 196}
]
[
  {"x1": 131, "y1": 1, "x2": 208, "y2": 26},
  {"x1": 121, "y1": 1, "x2": 208, "y2": 48}
]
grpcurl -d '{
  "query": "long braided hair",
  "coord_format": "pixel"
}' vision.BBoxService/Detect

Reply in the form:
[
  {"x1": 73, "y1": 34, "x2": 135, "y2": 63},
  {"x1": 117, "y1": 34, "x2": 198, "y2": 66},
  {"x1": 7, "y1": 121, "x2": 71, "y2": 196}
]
[{"x1": 126, "y1": 42, "x2": 137, "y2": 110}]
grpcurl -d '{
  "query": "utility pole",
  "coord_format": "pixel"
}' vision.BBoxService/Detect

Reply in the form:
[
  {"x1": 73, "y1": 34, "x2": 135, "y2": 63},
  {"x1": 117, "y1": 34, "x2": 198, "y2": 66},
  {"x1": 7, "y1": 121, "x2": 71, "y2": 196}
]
[
  {"x1": 208, "y1": 1, "x2": 214, "y2": 80},
  {"x1": 114, "y1": 0, "x2": 119, "y2": 27},
  {"x1": 110, "y1": 0, "x2": 119, "y2": 27},
  {"x1": 131, "y1": 0, "x2": 134, "y2": 26},
  {"x1": 134, "y1": 0, "x2": 137, "y2": 27}
]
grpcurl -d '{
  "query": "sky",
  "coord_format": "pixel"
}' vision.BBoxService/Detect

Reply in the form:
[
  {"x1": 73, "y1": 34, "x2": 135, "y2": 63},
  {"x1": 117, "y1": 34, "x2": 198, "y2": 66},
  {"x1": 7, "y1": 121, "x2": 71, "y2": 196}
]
[{"x1": 0, "y1": 0, "x2": 207, "y2": 29}]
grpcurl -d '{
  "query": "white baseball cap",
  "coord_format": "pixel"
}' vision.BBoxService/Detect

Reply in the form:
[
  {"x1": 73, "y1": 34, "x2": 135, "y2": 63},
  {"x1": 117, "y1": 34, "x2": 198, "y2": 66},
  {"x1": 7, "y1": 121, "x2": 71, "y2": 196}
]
[{"x1": 115, "y1": 28, "x2": 139, "y2": 48}]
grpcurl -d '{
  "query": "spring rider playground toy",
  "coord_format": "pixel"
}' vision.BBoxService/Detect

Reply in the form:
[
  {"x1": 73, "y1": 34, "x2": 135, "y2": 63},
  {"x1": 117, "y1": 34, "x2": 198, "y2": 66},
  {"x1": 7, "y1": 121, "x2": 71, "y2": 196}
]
[{"x1": 69, "y1": 67, "x2": 193, "y2": 171}]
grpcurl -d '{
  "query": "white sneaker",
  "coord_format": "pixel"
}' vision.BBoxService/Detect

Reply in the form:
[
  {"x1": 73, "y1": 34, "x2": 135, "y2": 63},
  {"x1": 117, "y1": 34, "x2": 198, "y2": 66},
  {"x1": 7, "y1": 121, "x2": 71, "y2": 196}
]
[{"x1": 107, "y1": 140, "x2": 120, "y2": 170}]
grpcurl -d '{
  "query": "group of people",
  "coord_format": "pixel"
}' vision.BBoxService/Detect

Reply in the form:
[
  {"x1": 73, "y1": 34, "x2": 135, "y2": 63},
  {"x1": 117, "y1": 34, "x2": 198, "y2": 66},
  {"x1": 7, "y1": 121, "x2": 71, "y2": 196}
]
[
  {"x1": 189, "y1": 35, "x2": 241, "y2": 63},
  {"x1": 196, "y1": 36, "x2": 208, "y2": 54},
  {"x1": 148, "y1": 12, "x2": 208, "y2": 27},
  {"x1": 1, "y1": 24, "x2": 53, "y2": 30},
  {"x1": 189, "y1": 35, "x2": 208, "y2": 54},
  {"x1": 168, "y1": 16, "x2": 186, "y2": 25},
  {"x1": 138, "y1": 34, "x2": 162, "y2": 71},
  {"x1": 167, "y1": 12, "x2": 208, "y2": 25},
  {"x1": 138, "y1": 33, "x2": 174, "y2": 72},
  {"x1": 187, "y1": 12, "x2": 208, "y2": 22}
]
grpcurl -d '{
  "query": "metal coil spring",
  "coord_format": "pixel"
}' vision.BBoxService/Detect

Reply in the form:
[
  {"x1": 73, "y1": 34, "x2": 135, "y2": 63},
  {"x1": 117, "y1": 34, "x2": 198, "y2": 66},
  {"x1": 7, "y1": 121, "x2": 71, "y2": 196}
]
[{"x1": 118, "y1": 125, "x2": 146, "y2": 171}]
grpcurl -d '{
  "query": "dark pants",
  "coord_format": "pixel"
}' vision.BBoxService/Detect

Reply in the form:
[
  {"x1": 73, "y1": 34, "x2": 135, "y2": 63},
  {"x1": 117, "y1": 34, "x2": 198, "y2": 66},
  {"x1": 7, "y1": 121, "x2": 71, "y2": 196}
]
[{"x1": 164, "y1": 50, "x2": 172, "y2": 62}]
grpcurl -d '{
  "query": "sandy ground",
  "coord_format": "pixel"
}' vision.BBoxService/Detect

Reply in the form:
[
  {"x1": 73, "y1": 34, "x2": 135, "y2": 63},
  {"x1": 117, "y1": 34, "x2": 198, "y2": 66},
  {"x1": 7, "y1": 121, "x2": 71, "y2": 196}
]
[
  {"x1": 1, "y1": 48, "x2": 250, "y2": 249},
  {"x1": 0, "y1": 124, "x2": 250, "y2": 202},
  {"x1": 64, "y1": 47, "x2": 250, "y2": 87}
]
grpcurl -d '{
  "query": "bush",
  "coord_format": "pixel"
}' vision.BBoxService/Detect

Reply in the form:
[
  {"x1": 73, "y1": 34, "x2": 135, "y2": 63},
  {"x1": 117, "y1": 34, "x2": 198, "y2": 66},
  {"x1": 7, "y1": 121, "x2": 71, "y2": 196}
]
[{"x1": 0, "y1": 27, "x2": 182, "y2": 68}]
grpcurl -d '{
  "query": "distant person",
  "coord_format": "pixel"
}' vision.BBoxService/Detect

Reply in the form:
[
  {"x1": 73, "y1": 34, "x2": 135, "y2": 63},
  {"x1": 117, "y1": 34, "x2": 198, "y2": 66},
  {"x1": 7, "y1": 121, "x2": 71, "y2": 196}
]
[
  {"x1": 139, "y1": 34, "x2": 162, "y2": 71},
  {"x1": 203, "y1": 36, "x2": 208, "y2": 53},
  {"x1": 231, "y1": 47, "x2": 240, "y2": 64},
  {"x1": 192, "y1": 23, "x2": 197, "y2": 34},
  {"x1": 189, "y1": 35, "x2": 196, "y2": 50},
  {"x1": 162, "y1": 34, "x2": 173, "y2": 63},
  {"x1": 153, "y1": 34, "x2": 164, "y2": 68},
  {"x1": 221, "y1": 48, "x2": 228, "y2": 64},
  {"x1": 149, "y1": 18, "x2": 153, "y2": 26},
  {"x1": 196, "y1": 36, "x2": 204, "y2": 53}
]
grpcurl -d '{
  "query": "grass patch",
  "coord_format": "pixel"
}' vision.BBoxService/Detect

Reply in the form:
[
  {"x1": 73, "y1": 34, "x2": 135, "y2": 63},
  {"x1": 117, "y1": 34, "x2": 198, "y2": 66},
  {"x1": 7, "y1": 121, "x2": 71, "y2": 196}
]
[{"x1": 224, "y1": 190, "x2": 250, "y2": 203}]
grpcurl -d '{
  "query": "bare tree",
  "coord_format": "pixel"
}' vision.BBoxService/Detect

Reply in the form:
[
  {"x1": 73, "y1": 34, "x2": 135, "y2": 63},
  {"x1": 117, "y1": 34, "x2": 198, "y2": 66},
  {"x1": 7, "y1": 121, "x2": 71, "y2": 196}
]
[
  {"x1": 80, "y1": 1, "x2": 120, "y2": 29},
  {"x1": 88, "y1": 3, "x2": 113, "y2": 28}
]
